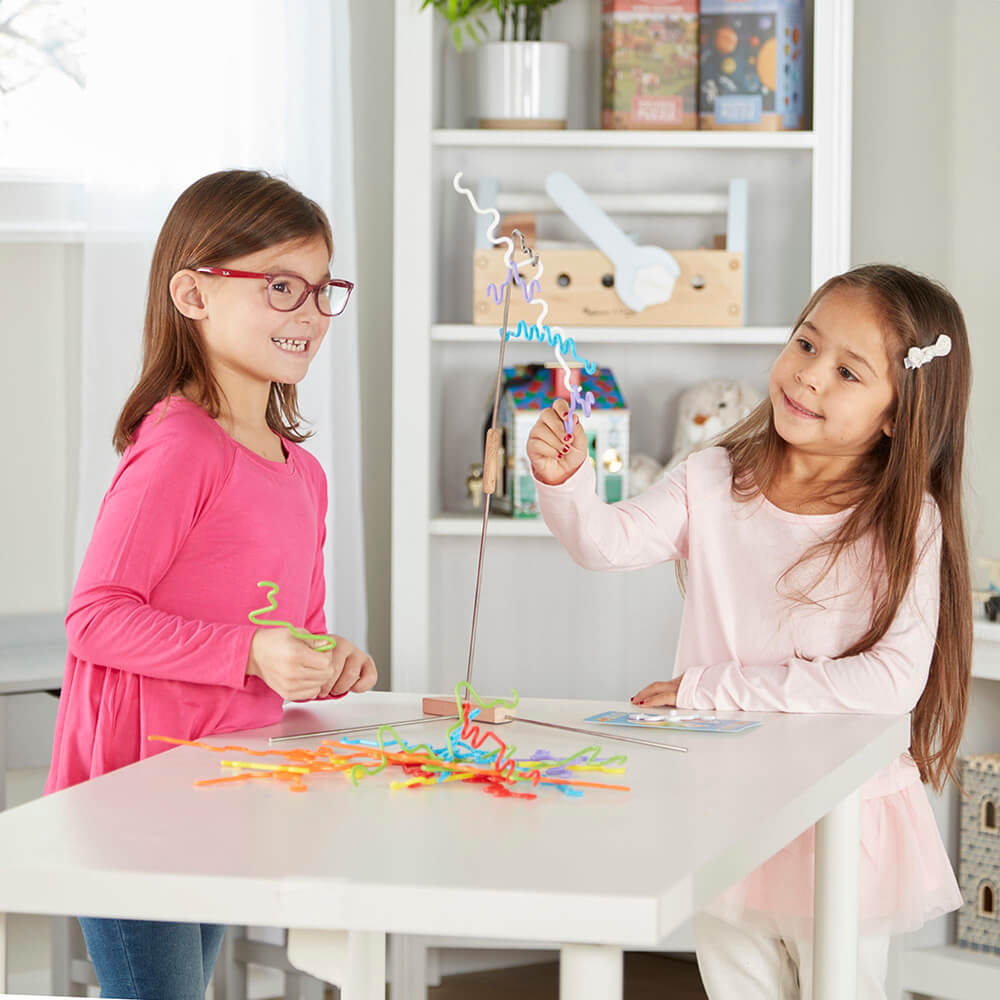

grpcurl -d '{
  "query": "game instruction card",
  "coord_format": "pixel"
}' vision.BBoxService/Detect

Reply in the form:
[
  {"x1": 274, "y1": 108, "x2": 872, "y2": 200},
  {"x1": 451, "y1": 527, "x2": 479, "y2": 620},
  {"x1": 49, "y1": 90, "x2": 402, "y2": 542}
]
[{"x1": 585, "y1": 710, "x2": 761, "y2": 734}]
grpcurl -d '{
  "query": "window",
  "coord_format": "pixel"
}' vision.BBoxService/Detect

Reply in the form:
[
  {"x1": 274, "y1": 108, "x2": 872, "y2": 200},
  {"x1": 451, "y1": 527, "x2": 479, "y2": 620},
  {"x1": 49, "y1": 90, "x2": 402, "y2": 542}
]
[
  {"x1": 982, "y1": 798, "x2": 998, "y2": 833},
  {"x1": 980, "y1": 884, "x2": 996, "y2": 918},
  {"x1": 0, "y1": 0, "x2": 84, "y2": 173}
]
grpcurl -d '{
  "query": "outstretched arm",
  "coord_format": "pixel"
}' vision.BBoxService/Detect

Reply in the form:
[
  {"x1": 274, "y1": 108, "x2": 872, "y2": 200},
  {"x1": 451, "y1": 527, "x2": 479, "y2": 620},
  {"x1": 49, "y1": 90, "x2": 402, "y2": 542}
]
[{"x1": 531, "y1": 401, "x2": 690, "y2": 571}]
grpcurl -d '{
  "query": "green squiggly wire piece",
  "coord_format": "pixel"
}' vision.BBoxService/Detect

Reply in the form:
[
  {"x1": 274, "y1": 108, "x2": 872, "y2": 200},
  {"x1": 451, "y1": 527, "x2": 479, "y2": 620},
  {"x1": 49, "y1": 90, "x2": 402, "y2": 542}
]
[
  {"x1": 346, "y1": 723, "x2": 442, "y2": 786},
  {"x1": 248, "y1": 581, "x2": 337, "y2": 652},
  {"x1": 443, "y1": 681, "x2": 524, "y2": 775}
]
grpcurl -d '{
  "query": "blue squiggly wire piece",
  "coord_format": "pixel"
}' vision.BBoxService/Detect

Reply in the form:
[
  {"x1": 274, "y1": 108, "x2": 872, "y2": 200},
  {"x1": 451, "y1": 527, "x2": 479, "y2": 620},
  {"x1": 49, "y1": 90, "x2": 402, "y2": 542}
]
[{"x1": 504, "y1": 321, "x2": 597, "y2": 375}]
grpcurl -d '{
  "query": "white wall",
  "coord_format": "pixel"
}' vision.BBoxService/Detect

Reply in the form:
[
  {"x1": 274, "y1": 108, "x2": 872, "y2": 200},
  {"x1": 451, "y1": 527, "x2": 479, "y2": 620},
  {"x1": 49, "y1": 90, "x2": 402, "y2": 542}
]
[
  {"x1": 0, "y1": 242, "x2": 80, "y2": 613},
  {"x1": 852, "y1": 0, "x2": 999, "y2": 568}
]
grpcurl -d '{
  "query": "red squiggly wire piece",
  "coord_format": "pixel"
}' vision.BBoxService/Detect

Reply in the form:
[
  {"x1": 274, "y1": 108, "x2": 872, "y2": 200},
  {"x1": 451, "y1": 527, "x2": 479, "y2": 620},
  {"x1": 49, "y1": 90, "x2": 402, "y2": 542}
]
[{"x1": 456, "y1": 701, "x2": 542, "y2": 787}]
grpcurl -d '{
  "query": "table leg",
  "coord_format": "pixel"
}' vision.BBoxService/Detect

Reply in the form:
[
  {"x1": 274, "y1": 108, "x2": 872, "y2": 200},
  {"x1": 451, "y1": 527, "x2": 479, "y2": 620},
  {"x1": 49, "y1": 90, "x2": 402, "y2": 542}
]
[
  {"x1": 812, "y1": 789, "x2": 861, "y2": 1000},
  {"x1": 286, "y1": 928, "x2": 384, "y2": 1000},
  {"x1": 559, "y1": 943, "x2": 623, "y2": 1000},
  {"x1": 389, "y1": 934, "x2": 428, "y2": 1000}
]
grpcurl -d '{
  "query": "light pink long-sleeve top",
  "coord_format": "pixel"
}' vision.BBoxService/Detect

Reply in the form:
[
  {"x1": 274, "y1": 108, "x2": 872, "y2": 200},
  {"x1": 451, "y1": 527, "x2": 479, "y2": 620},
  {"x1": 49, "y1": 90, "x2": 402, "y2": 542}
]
[
  {"x1": 536, "y1": 445, "x2": 961, "y2": 938},
  {"x1": 46, "y1": 397, "x2": 329, "y2": 795}
]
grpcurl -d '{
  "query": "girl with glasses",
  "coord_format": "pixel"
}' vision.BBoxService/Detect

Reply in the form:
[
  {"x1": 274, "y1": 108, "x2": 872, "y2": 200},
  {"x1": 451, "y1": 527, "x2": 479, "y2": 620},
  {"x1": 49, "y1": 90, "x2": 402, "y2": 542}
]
[{"x1": 45, "y1": 169, "x2": 374, "y2": 999}]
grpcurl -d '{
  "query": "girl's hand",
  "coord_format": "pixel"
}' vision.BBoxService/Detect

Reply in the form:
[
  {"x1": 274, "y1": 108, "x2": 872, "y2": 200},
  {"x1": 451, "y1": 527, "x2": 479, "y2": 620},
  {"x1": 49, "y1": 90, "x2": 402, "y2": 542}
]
[
  {"x1": 631, "y1": 677, "x2": 681, "y2": 708},
  {"x1": 246, "y1": 627, "x2": 338, "y2": 702},
  {"x1": 526, "y1": 399, "x2": 589, "y2": 486},
  {"x1": 317, "y1": 635, "x2": 377, "y2": 698}
]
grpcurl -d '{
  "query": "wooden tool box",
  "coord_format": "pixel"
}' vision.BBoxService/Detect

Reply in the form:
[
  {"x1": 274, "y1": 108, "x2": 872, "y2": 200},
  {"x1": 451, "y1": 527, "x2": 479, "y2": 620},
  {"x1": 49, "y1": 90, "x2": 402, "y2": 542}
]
[{"x1": 470, "y1": 177, "x2": 748, "y2": 327}]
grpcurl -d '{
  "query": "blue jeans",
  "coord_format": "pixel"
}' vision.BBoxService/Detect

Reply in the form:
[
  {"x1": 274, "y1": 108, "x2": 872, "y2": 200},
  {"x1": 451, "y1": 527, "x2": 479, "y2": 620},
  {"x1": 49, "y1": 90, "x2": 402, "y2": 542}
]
[{"x1": 78, "y1": 917, "x2": 226, "y2": 1000}]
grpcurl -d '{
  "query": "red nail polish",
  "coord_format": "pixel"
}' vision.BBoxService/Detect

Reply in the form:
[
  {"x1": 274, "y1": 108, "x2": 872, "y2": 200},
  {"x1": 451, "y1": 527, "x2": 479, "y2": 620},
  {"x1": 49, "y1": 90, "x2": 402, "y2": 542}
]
[{"x1": 563, "y1": 434, "x2": 572, "y2": 442}]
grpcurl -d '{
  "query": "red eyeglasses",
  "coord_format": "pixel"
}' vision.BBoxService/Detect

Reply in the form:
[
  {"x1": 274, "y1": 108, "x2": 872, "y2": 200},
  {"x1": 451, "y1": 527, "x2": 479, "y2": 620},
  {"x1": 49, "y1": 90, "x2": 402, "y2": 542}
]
[{"x1": 195, "y1": 267, "x2": 354, "y2": 317}]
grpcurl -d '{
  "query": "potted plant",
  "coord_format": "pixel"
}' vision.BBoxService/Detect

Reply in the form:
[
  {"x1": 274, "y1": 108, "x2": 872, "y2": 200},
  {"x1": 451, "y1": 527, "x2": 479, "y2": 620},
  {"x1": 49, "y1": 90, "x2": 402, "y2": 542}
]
[{"x1": 422, "y1": 0, "x2": 570, "y2": 129}]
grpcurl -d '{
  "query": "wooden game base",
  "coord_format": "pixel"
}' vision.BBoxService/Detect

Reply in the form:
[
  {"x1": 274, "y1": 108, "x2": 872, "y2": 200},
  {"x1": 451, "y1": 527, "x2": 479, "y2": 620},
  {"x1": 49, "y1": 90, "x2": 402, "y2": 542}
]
[{"x1": 422, "y1": 696, "x2": 514, "y2": 724}]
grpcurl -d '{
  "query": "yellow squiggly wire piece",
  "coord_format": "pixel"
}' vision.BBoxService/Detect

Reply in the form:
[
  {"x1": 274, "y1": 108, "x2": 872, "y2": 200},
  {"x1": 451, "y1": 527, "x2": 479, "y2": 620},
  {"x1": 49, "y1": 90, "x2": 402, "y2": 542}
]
[{"x1": 248, "y1": 581, "x2": 337, "y2": 652}]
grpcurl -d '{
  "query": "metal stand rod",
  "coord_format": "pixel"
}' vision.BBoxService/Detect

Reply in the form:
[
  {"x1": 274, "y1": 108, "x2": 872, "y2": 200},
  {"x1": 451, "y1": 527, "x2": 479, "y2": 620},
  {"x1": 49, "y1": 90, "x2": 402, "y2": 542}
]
[
  {"x1": 269, "y1": 716, "x2": 455, "y2": 745},
  {"x1": 465, "y1": 262, "x2": 517, "y2": 687},
  {"x1": 517, "y1": 717, "x2": 687, "y2": 753},
  {"x1": 270, "y1": 712, "x2": 688, "y2": 753}
]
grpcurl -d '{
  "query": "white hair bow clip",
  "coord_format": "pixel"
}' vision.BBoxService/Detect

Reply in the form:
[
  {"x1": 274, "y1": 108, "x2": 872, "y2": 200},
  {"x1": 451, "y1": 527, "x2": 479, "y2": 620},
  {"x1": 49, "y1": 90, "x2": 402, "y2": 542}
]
[{"x1": 904, "y1": 333, "x2": 952, "y2": 370}]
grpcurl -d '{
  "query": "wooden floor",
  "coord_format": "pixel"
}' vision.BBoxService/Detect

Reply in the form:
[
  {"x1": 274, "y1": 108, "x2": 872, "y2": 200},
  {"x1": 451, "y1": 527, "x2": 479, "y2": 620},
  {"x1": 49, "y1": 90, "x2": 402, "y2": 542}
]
[{"x1": 422, "y1": 952, "x2": 709, "y2": 999}]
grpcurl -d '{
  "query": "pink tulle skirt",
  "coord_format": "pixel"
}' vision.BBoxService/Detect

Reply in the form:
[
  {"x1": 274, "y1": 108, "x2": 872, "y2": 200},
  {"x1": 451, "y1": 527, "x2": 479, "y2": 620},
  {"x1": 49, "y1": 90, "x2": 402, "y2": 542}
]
[{"x1": 705, "y1": 763, "x2": 962, "y2": 941}]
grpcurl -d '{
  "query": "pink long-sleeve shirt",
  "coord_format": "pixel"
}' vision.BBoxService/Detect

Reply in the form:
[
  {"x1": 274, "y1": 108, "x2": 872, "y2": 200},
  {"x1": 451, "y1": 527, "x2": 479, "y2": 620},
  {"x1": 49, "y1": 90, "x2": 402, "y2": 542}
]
[
  {"x1": 46, "y1": 396, "x2": 329, "y2": 794},
  {"x1": 536, "y1": 445, "x2": 961, "y2": 937}
]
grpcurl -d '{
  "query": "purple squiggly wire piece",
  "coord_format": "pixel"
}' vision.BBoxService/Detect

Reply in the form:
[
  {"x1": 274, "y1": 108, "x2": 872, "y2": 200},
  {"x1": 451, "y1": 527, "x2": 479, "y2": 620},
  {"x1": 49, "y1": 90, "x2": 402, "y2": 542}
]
[
  {"x1": 565, "y1": 382, "x2": 596, "y2": 435},
  {"x1": 486, "y1": 263, "x2": 539, "y2": 306}
]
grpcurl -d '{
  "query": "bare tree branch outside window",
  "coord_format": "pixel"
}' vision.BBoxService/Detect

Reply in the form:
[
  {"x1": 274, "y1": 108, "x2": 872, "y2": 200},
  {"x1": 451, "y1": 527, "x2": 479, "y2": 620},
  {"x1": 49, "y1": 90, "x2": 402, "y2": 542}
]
[{"x1": 0, "y1": 0, "x2": 84, "y2": 169}]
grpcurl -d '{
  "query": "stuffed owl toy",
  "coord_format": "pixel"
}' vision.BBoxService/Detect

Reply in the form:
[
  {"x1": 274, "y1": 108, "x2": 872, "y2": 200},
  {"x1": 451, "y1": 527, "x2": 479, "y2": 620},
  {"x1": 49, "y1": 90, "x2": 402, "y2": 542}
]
[{"x1": 667, "y1": 377, "x2": 762, "y2": 470}]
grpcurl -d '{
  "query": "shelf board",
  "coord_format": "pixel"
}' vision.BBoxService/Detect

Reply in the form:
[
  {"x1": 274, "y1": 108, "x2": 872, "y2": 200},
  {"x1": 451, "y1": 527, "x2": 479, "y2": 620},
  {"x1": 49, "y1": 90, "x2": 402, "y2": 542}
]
[
  {"x1": 973, "y1": 619, "x2": 1000, "y2": 682},
  {"x1": 974, "y1": 619, "x2": 1000, "y2": 643},
  {"x1": 433, "y1": 129, "x2": 816, "y2": 151},
  {"x1": 431, "y1": 515, "x2": 551, "y2": 537},
  {"x1": 901, "y1": 944, "x2": 1000, "y2": 998},
  {"x1": 432, "y1": 324, "x2": 789, "y2": 346}
]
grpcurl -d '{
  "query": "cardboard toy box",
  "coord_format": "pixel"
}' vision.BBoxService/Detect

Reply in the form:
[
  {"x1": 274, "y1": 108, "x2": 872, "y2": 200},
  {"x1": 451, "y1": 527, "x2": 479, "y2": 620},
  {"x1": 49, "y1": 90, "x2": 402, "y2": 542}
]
[
  {"x1": 492, "y1": 365, "x2": 630, "y2": 517},
  {"x1": 698, "y1": 0, "x2": 805, "y2": 130},
  {"x1": 601, "y1": 0, "x2": 699, "y2": 130}
]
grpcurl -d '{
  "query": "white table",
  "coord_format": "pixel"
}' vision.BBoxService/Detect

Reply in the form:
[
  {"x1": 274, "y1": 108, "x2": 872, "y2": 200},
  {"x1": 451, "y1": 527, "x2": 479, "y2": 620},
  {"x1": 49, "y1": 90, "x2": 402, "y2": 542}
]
[{"x1": 0, "y1": 692, "x2": 909, "y2": 999}]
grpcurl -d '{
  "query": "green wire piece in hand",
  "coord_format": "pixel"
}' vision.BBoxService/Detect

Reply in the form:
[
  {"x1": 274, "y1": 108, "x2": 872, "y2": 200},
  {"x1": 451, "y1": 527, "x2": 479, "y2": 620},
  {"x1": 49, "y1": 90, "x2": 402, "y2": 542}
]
[{"x1": 248, "y1": 580, "x2": 337, "y2": 652}]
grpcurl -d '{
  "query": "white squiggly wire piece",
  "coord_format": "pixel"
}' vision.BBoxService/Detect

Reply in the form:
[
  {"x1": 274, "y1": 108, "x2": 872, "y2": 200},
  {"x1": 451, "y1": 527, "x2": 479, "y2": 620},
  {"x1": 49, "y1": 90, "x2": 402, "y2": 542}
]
[
  {"x1": 452, "y1": 172, "x2": 577, "y2": 398},
  {"x1": 452, "y1": 171, "x2": 535, "y2": 288}
]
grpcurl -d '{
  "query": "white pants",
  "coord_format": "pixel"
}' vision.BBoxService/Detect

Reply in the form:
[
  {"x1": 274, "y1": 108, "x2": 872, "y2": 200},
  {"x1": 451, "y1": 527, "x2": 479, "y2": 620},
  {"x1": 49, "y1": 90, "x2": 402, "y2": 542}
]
[{"x1": 693, "y1": 913, "x2": 890, "y2": 1000}]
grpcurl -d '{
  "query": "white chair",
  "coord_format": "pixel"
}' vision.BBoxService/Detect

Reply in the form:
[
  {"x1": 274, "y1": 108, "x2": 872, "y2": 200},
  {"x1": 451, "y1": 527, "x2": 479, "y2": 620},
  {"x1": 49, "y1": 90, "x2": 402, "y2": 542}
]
[{"x1": 213, "y1": 926, "x2": 331, "y2": 1000}]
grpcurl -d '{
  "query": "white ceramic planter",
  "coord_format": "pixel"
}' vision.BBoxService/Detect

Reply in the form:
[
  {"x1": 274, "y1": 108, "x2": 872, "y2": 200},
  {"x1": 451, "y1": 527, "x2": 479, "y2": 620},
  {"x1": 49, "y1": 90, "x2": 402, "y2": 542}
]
[{"x1": 476, "y1": 41, "x2": 569, "y2": 129}]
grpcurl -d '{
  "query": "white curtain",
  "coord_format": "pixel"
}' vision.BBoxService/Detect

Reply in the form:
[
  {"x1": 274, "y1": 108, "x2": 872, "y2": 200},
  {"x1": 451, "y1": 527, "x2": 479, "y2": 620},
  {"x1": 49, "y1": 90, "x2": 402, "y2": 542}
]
[{"x1": 76, "y1": 0, "x2": 367, "y2": 646}]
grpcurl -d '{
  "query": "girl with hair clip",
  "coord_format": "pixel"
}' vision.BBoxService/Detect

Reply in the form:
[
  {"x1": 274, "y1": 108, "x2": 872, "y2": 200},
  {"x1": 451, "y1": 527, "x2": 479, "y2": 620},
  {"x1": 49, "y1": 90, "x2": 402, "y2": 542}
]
[
  {"x1": 527, "y1": 264, "x2": 972, "y2": 998},
  {"x1": 46, "y1": 169, "x2": 376, "y2": 1000}
]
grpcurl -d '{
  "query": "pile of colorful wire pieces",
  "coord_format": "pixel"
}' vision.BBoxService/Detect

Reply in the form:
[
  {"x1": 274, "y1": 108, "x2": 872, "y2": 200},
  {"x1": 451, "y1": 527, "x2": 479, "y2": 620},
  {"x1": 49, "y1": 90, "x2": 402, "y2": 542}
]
[{"x1": 149, "y1": 683, "x2": 630, "y2": 800}]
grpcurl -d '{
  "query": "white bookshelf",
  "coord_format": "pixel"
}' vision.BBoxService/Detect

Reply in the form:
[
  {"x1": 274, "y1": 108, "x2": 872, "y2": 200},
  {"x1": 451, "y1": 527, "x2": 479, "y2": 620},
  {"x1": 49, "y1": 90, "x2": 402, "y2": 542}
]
[
  {"x1": 433, "y1": 128, "x2": 817, "y2": 149},
  {"x1": 392, "y1": 0, "x2": 850, "y2": 706}
]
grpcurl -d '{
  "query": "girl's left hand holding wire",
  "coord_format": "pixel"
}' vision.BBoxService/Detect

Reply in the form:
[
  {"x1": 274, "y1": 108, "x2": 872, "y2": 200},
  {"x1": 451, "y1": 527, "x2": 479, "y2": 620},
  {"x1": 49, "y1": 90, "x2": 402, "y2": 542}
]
[
  {"x1": 631, "y1": 677, "x2": 681, "y2": 708},
  {"x1": 319, "y1": 636, "x2": 378, "y2": 699}
]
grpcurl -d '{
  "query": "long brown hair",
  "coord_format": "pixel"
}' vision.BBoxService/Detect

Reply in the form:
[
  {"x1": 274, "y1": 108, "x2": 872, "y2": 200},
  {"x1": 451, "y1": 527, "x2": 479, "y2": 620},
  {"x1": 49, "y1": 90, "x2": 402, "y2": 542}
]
[
  {"x1": 113, "y1": 169, "x2": 333, "y2": 453},
  {"x1": 719, "y1": 264, "x2": 972, "y2": 792}
]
